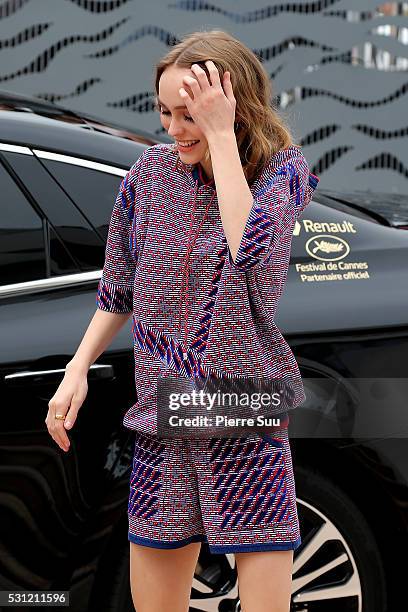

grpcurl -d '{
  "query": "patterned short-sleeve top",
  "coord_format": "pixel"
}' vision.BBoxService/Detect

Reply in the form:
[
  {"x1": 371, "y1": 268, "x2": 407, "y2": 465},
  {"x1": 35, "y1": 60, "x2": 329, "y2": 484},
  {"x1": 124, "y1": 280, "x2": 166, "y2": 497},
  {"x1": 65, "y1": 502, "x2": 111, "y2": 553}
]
[{"x1": 96, "y1": 143, "x2": 320, "y2": 436}]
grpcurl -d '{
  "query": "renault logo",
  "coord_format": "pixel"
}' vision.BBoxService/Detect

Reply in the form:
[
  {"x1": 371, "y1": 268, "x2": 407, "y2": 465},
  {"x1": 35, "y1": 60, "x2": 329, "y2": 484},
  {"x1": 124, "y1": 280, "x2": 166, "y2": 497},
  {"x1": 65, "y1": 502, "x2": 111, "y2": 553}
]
[{"x1": 293, "y1": 220, "x2": 301, "y2": 236}]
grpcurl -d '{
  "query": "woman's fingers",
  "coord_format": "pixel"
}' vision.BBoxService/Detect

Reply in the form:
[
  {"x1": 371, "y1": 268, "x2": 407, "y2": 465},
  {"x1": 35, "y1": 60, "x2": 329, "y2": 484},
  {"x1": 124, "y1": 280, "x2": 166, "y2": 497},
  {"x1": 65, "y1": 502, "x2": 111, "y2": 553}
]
[
  {"x1": 204, "y1": 60, "x2": 222, "y2": 89},
  {"x1": 46, "y1": 400, "x2": 70, "y2": 451},
  {"x1": 223, "y1": 71, "x2": 236, "y2": 105},
  {"x1": 182, "y1": 75, "x2": 200, "y2": 100},
  {"x1": 54, "y1": 420, "x2": 71, "y2": 452},
  {"x1": 64, "y1": 383, "x2": 87, "y2": 430},
  {"x1": 190, "y1": 63, "x2": 212, "y2": 89}
]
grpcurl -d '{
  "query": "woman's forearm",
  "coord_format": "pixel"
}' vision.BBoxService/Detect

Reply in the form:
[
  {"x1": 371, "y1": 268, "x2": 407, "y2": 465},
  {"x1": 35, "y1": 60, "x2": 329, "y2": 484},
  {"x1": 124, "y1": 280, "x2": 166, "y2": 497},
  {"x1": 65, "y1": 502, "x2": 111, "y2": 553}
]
[
  {"x1": 66, "y1": 308, "x2": 132, "y2": 375},
  {"x1": 207, "y1": 131, "x2": 253, "y2": 262}
]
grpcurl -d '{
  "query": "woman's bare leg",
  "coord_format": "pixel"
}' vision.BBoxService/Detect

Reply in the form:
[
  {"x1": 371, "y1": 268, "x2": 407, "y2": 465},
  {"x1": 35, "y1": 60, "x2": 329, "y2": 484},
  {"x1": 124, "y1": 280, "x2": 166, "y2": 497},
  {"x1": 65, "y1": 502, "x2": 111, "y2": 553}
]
[
  {"x1": 235, "y1": 549, "x2": 294, "y2": 612},
  {"x1": 129, "y1": 541, "x2": 201, "y2": 612}
]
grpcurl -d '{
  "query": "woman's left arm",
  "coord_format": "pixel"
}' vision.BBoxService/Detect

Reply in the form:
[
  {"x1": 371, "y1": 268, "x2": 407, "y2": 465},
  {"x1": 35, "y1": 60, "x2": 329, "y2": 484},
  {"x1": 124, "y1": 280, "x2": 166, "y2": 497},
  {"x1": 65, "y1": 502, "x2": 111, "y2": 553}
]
[
  {"x1": 180, "y1": 62, "x2": 317, "y2": 271},
  {"x1": 179, "y1": 60, "x2": 254, "y2": 263}
]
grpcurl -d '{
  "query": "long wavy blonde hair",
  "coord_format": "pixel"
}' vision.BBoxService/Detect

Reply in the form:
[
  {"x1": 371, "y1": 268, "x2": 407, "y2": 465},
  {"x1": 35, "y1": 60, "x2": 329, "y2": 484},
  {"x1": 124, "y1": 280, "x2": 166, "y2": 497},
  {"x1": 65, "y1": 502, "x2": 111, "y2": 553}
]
[{"x1": 153, "y1": 29, "x2": 297, "y2": 185}]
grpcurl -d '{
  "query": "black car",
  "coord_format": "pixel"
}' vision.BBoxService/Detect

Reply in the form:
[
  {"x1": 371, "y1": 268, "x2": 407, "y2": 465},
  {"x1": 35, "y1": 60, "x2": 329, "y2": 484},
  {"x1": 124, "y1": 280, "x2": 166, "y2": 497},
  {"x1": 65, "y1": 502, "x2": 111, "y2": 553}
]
[{"x1": 1, "y1": 90, "x2": 408, "y2": 612}]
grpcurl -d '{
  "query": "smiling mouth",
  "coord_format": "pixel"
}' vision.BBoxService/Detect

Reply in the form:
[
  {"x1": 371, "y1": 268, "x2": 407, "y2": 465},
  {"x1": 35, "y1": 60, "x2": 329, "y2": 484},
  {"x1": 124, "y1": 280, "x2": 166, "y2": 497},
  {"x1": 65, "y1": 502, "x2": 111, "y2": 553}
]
[{"x1": 176, "y1": 140, "x2": 200, "y2": 150}]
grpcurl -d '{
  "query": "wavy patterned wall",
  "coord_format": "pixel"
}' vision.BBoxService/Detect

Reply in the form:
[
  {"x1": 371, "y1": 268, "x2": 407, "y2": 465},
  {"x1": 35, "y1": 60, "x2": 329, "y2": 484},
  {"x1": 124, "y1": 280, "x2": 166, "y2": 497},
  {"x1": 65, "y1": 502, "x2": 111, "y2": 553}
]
[{"x1": 0, "y1": 0, "x2": 407, "y2": 193}]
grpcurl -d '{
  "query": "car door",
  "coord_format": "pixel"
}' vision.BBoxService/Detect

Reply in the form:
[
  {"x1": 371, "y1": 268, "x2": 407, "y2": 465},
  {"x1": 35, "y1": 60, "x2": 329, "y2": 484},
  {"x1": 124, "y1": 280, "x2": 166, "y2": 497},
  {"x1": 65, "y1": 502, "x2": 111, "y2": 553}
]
[{"x1": 0, "y1": 145, "x2": 137, "y2": 598}]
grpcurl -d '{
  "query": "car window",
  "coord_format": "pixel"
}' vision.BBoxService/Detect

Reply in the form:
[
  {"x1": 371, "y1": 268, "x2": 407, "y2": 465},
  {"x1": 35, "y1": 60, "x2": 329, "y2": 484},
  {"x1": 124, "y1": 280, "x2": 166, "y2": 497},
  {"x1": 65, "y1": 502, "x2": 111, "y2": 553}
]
[
  {"x1": 41, "y1": 161, "x2": 123, "y2": 240},
  {"x1": 4, "y1": 151, "x2": 106, "y2": 271},
  {"x1": 0, "y1": 162, "x2": 46, "y2": 286}
]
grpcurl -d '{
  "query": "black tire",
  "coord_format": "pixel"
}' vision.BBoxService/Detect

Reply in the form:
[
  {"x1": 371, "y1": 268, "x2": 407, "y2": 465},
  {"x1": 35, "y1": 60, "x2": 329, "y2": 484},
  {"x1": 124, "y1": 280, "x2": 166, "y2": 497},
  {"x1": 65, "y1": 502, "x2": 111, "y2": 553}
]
[{"x1": 293, "y1": 465, "x2": 388, "y2": 612}]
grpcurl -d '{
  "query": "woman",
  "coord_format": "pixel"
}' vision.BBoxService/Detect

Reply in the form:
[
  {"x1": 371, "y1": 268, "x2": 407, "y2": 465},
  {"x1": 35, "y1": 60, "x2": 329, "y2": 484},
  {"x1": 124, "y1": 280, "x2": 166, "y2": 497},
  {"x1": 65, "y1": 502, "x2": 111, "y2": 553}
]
[{"x1": 46, "y1": 29, "x2": 320, "y2": 612}]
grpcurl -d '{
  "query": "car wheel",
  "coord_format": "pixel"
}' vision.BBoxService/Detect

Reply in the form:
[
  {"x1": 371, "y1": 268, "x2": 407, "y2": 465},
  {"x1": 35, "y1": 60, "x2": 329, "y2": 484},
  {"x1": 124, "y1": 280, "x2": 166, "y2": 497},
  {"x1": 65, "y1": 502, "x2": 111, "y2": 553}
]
[{"x1": 287, "y1": 465, "x2": 387, "y2": 612}]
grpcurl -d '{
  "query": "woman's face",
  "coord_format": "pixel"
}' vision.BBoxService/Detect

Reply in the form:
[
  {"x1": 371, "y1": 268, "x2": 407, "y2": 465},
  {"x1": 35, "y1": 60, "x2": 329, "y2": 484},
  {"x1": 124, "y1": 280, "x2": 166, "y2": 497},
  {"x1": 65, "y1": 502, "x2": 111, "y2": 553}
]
[{"x1": 158, "y1": 65, "x2": 210, "y2": 165}]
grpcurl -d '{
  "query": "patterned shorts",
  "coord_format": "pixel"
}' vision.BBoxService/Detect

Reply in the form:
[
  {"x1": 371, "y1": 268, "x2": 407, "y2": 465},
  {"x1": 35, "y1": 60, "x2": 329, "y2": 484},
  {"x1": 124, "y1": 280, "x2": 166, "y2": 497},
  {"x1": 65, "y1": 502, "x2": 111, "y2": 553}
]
[{"x1": 127, "y1": 427, "x2": 301, "y2": 554}]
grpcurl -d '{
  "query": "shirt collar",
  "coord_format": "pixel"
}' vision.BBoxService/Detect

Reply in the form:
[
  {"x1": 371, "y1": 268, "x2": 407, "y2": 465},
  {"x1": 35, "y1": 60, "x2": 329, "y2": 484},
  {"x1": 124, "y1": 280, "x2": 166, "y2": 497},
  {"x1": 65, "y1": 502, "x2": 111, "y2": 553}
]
[
  {"x1": 191, "y1": 163, "x2": 215, "y2": 187},
  {"x1": 173, "y1": 150, "x2": 215, "y2": 189}
]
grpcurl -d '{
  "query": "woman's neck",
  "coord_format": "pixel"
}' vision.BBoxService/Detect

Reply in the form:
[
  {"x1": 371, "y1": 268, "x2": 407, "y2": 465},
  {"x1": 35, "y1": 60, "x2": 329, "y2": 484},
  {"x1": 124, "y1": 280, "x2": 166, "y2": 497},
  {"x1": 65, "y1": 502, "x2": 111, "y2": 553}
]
[{"x1": 199, "y1": 160, "x2": 214, "y2": 182}]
